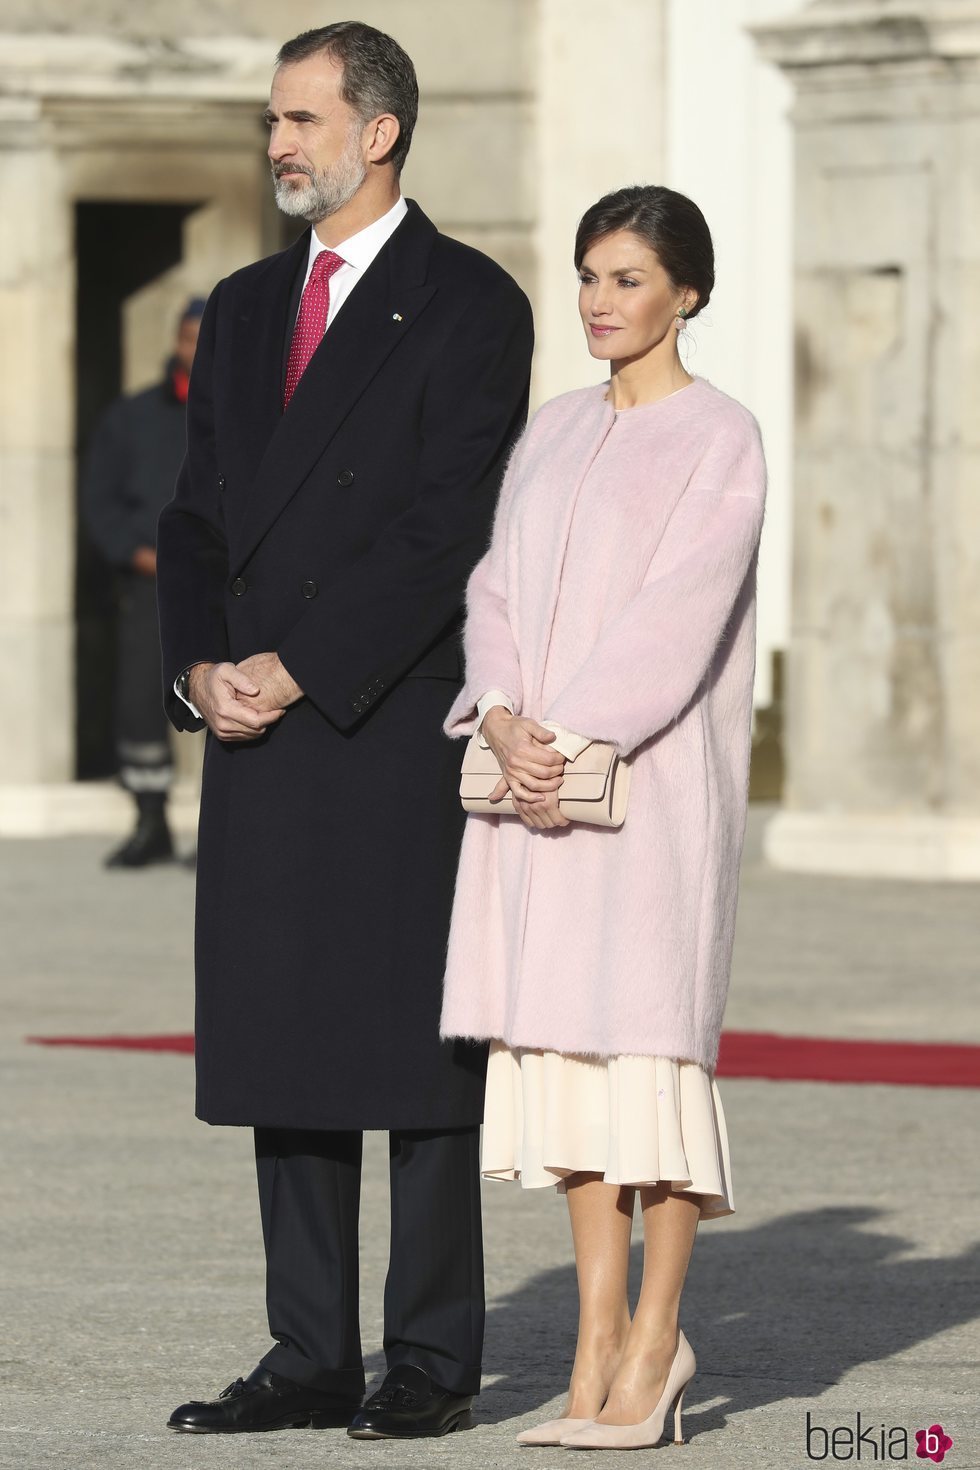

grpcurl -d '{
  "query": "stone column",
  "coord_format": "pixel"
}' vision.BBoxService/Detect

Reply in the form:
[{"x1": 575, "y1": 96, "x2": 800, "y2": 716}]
[
  {"x1": 754, "y1": 1, "x2": 980, "y2": 878},
  {"x1": 532, "y1": 0, "x2": 668, "y2": 404},
  {"x1": 0, "y1": 115, "x2": 76, "y2": 794}
]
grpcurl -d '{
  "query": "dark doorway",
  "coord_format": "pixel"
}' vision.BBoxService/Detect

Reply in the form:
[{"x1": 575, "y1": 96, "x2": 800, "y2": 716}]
[{"x1": 74, "y1": 200, "x2": 200, "y2": 779}]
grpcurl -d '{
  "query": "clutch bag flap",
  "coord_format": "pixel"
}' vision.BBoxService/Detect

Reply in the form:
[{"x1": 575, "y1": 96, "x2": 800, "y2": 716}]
[{"x1": 459, "y1": 738, "x2": 614, "y2": 803}]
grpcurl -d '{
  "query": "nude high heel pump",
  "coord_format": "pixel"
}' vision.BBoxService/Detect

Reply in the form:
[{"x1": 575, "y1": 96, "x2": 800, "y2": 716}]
[
  {"x1": 516, "y1": 1417, "x2": 593, "y2": 1446},
  {"x1": 560, "y1": 1330, "x2": 696, "y2": 1450}
]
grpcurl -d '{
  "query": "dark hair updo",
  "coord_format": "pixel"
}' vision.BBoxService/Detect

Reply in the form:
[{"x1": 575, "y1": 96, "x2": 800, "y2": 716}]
[{"x1": 574, "y1": 185, "x2": 715, "y2": 318}]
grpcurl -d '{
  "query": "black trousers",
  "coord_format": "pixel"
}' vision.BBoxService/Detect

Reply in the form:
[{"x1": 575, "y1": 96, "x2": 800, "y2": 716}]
[
  {"x1": 254, "y1": 1126, "x2": 484, "y2": 1399},
  {"x1": 115, "y1": 571, "x2": 173, "y2": 796}
]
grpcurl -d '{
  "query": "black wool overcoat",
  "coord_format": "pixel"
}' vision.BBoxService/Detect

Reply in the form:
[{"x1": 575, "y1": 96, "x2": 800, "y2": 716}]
[{"x1": 156, "y1": 201, "x2": 533, "y2": 1130}]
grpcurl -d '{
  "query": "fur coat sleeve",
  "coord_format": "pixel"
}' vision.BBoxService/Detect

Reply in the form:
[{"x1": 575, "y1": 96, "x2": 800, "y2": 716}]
[
  {"x1": 544, "y1": 418, "x2": 767, "y2": 757},
  {"x1": 444, "y1": 429, "x2": 530, "y2": 735}
]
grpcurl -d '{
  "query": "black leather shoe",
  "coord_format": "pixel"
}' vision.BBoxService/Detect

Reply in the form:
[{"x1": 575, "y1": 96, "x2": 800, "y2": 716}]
[
  {"x1": 347, "y1": 1365, "x2": 472, "y2": 1439},
  {"x1": 168, "y1": 1365, "x2": 360, "y2": 1433},
  {"x1": 104, "y1": 812, "x2": 174, "y2": 869}
]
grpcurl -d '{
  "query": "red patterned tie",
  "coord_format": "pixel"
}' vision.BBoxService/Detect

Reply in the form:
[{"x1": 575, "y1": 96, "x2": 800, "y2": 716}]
[{"x1": 283, "y1": 248, "x2": 345, "y2": 409}]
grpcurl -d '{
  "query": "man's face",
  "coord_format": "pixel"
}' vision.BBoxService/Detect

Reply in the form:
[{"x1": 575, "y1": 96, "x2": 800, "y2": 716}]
[
  {"x1": 174, "y1": 316, "x2": 200, "y2": 375},
  {"x1": 265, "y1": 55, "x2": 368, "y2": 223}
]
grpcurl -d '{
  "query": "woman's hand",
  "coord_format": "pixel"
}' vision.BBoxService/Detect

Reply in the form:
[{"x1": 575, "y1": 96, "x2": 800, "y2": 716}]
[
  {"x1": 482, "y1": 707, "x2": 566, "y2": 806},
  {"x1": 513, "y1": 786, "x2": 571, "y2": 831}
]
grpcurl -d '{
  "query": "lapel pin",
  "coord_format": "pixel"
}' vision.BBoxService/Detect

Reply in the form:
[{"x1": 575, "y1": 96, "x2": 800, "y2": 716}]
[{"x1": 392, "y1": 312, "x2": 403, "y2": 322}]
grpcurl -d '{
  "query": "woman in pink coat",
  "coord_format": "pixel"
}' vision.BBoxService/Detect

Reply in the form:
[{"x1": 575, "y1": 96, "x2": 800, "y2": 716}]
[{"x1": 441, "y1": 185, "x2": 767, "y2": 1450}]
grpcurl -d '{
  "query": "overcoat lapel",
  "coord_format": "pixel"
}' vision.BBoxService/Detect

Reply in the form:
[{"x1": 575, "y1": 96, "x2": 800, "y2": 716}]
[
  {"x1": 226, "y1": 230, "x2": 308, "y2": 495},
  {"x1": 229, "y1": 202, "x2": 439, "y2": 571}
]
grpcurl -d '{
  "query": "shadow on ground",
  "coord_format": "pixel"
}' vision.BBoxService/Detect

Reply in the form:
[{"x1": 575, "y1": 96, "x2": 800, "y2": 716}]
[{"x1": 474, "y1": 1206, "x2": 980, "y2": 1428}]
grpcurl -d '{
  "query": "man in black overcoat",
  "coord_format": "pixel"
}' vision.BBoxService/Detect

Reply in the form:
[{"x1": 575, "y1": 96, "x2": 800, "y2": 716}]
[{"x1": 156, "y1": 21, "x2": 532, "y2": 1441}]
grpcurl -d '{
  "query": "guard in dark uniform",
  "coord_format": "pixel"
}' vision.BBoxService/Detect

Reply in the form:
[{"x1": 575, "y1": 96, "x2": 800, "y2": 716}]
[{"x1": 82, "y1": 299, "x2": 204, "y2": 867}]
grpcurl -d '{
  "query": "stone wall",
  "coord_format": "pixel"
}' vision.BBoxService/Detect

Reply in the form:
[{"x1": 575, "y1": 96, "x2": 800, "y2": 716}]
[{"x1": 756, "y1": 0, "x2": 980, "y2": 877}]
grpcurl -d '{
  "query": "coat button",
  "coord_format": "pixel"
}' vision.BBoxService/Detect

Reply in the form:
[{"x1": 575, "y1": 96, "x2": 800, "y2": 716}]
[
  {"x1": 301, "y1": 580, "x2": 318, "y2": 599},
  {"x1": 231, "y1": 576, "x2": 247, "y2": 596},
  {"x1": 337, "y1": 469, "x2": 355, "y2": 486},
  {"x1": 217, "y1": 475, "x2": 226, "y2": 492}
]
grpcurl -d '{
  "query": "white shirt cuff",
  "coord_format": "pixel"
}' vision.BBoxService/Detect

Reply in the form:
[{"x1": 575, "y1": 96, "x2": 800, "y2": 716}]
[
  {"x1": 476, "y1": 689, "x2": 515, "y2": 724},
  {"x1": 175, "y1": 669, "x2": 203, "y2": 721},
  {"x1": 542, "y1": 722, "x2": 592, "y2": 762}
]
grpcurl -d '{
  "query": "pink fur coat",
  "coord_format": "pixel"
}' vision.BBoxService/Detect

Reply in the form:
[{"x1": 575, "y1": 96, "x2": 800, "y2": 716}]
[{"x1": 440, "y1": 377, "x2": 767, "y2": 1070}]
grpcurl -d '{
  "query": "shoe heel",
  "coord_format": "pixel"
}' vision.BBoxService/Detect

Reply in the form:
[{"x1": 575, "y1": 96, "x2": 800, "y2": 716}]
[{"x1": 671, "y1": 1385, "x2": 688, "y2": 1445}]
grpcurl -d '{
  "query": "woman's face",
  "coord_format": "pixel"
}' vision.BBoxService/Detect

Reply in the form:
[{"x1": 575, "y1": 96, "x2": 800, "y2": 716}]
[{"x1": 577, "y1": 229, "x2": 693, "y2": 363}]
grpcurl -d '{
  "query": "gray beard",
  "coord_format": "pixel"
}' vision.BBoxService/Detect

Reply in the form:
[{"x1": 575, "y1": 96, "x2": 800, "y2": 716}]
[{"x1": 273, "y1": 145, "x2": 367, "y2": 224}]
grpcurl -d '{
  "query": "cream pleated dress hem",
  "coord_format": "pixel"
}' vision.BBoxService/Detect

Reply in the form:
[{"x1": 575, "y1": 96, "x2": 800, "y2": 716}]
[{"x1": 481, "y1": 1039, "x2": 735, "y2": 1220}]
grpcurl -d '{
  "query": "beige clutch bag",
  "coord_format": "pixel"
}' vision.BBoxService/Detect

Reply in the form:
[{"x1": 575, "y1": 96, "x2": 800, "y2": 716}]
[{"x1": 459, "y1": 734, "x2": 631, "y2": 827}]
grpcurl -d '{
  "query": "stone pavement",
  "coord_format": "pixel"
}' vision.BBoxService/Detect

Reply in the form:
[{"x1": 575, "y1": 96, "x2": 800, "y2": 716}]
[{"x1": 1, "y1": 810, "x2": 978, "y2": 1469}]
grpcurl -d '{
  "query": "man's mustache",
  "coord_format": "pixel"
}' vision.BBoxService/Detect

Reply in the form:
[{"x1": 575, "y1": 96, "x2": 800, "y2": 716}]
[{"x1": 272, "y1": 162, "x2": 314, "y2": 181}]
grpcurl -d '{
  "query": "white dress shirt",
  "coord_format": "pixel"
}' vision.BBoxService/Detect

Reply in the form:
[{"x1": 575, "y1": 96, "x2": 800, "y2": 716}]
[
  {"x1": 176, "y1": 197, "x2": 409, "y2": 718},
  {"x1": 298, "y1": 194, "x2": 408, "y2": 327}
]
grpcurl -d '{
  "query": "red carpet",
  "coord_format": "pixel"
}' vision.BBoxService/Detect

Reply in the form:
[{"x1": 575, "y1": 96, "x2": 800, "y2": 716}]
[
  {"x1": 715, "y1": 1030, "x2": 980, "y2": 1088},
  {"x1": 26, "y1": 1030, "x2": 980, "y2": 1087},
  {"x1": 29, "y1": 1033, "x2": 195, "y2": 1055}
]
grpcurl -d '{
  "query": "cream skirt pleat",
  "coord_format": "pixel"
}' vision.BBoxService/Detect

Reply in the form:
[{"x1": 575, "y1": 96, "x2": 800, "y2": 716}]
[{"x1": 481, "y1": 1040, "x2": 734, "y2": 1220}]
